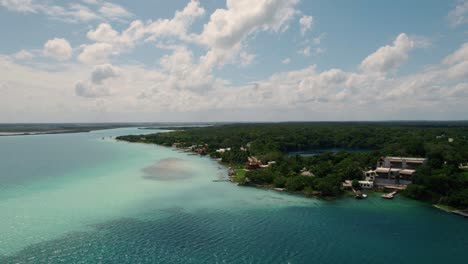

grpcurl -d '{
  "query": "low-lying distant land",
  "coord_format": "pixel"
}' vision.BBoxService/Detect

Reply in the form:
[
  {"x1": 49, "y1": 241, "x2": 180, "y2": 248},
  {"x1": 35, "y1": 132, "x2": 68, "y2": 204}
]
[
  {"x1": 0, "y1": 123, "x2": 133, "y2": 136},
  {"x1": 0, "y1": 122, "x2": 216, "y2": 136}
]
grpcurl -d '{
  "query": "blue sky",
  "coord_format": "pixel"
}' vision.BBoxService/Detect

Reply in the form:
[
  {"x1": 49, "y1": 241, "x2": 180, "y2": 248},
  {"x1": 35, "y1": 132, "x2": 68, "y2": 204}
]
[{"x1": 0, "y1": 0, "x2": 467, "y2": 122}]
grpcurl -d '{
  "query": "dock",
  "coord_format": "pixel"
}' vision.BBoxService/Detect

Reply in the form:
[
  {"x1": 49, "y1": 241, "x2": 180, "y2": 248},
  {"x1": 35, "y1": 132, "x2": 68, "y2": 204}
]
[
  {"x1": 452, "y1": 210, "x2": 468, "y2": 218},
  {"x1": 383, "y1": 185, "x2": 407, "y2": 191},
  {"x1": 382, "y1": 190, "x2": 398, "y2": 199}
]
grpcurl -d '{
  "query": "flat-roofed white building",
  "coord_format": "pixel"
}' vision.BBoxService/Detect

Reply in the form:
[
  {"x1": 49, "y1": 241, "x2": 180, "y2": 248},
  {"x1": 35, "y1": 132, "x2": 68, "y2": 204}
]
[
  {"x1": 358, "y1": 180, "x2": 374, "y2": 189},
  {"x1": 377, "y1": 157, "x2": 427, "y2": 170},
  {"x1": 372, "y1": 156, "x2": 427, "y2": 185}
]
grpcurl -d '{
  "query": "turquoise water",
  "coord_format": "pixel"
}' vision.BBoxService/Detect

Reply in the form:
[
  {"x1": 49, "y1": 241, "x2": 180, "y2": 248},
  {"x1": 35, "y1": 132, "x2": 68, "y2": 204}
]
[{"x1": 0, "y1": 128, "x2": 467, "y2": 263}]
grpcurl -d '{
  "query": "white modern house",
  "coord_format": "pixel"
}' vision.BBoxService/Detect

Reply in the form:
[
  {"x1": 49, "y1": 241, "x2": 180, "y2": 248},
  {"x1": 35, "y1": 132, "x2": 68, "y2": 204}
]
[{"x1": 373, "y1": 156, "x2": 428, "y2": 185}]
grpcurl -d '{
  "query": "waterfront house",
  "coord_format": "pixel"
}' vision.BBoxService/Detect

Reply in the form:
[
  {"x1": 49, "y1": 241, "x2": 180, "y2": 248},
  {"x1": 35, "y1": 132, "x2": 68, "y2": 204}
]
[
  {"x1": 377, "y1": 157, "x2": 427, "y2": 170},
  {"x1": 373, "y1": 156, "x2": 427, "y2": 185},
  {"x1": 358, "y1": 180, "x2": 374, "y2": 189},
  {"x1": 216, "y1": 148, "x2": 231, "y2": 153},
  {"x1": 197, "y1": 148, "x2": 207, "y2": 155},
  {"x1": 342, "y1": 179, "x2": 373, "y2": 190},
  {"x1": 374, "y1": 167, "x2": 402, "y2": 179},
  {"x1": 246, "y1": 156, "x2": 262, "y2": 170},
  {"x1": 246, "y1": 162, "x2": 261, "y2": 170},
  {"x1": 359, "y1": 157, "x2": 427, "y2": 188},
  {"x1": 363, "y1": 170, "x2": 377, "y2": 181},
  {"x1": 260, "y1": 161, "x2": 276, "y2": 168}
]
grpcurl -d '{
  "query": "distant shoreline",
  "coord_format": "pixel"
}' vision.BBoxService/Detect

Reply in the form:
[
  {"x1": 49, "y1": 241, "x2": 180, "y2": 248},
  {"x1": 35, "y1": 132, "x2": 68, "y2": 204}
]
[
  {"x1": 0, "y1": 124, "x2": 143, "y2": 137},
  {"x1": 0, "y1": 123, "x2": 215, "y2": 136},
  {"x1": 0, "y1": 129, "x2": 96, "y2": 137}
]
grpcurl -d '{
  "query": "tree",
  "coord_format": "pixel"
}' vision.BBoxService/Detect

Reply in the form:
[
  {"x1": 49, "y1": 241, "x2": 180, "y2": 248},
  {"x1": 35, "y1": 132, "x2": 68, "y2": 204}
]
[
  {"x1": 316, "y1": 175, "x2": 342, "y2": 196},
  {"x1": 403, "y1": 184, "x2": 428, "y2": 200},
  {"x1": 352, "y1": 179, "x2": 360, "y2": 190},
  {"x1": 285, "y1": 176, "x2": 308, "y2": 192},
  {"x1": 274, "y1": 177, "x2": 287, "y2": 188}
]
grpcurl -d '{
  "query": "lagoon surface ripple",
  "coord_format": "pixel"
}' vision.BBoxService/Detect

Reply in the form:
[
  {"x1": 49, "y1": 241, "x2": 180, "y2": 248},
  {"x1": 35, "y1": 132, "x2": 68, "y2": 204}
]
[{"x1": 0, "y1": 128, "x2": 467, "y2": 264}]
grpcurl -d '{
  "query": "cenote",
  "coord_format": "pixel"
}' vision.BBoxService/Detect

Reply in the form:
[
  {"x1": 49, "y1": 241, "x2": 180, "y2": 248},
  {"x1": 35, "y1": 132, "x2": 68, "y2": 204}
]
[{"x1": 0, "y1": 128, "x2": 467, "y2": 263}]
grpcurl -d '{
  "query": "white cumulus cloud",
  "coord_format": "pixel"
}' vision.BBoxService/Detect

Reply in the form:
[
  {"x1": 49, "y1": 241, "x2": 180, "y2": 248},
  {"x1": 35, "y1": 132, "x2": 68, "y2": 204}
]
[
  {"x1": 196, "y1": 0, "x2": 299, "y2": 67},
  {"x1": 43, "y1": 38, "x2": 73, "y2": 61},
  {"x1": 78, "y1": 43, "x2": 114, "y2": 64},
  {"x1": 91, "y1": 64, "x2": 119, "y2": 84},
  {"x1": 13, "y1": 49, "x2": 34, "y2": 60},
  {"x1": 360, "y1": 33, "x2": 414, "y2": 74}
]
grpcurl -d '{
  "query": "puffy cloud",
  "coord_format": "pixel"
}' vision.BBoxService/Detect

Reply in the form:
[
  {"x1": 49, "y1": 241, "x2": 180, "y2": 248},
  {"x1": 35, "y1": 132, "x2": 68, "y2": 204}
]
[
  {"x1": 13, "y1": 49, "x2": 34, "y2": 59},
  {"x1": 299, "y1": 15, "x2": 313, "y2": 35},
  {"x1": 360, "y1": 33, "x2": 414, "y2": 73},
  {"x1": 145, "y1": 0, "x2": 205, "y2": 41},
  {"x1": 86, "y1": 20, "x2": 146, "y2": 47},
  {"x1": 75, "y1": 64, "x2": 120, "y2": 98},
  {"x1": 2, "y1": 34, "x2": 468, "y2": 122},
  {"x1": 78, "y1": 43, "x2": 114, "y2": 64},
  {"x1": 43, "y1": 38, "x2": 73, "y2": 61},
  {"x1": 86, "y1": 23, "x2": 119, "y2": 43},
  {"x1": 0, "y1": 0, "x2": 132, "y2": 23},
  {"x1": 156, "y1": 47, "x2": 222, "y2": 92},
  {"x1": 282, "y1": 58, "x2": 291, "y2": 64},
  {"x1": 78, "y1": 1, "x2": 205, "y2": 65},
  {"x1": 91, "y1": 64, "x2": 119, "y2": 84},
  {"x1": 2, "y1": 1, "x2": 468, "y2": 122},
  {"x1": 448, "y1": 0, "x2": 468, "y2": 27},
  {"x1": 75, "y1": 80, "x2": 110, "y2": 98},
  {"x1": 80, "y1": 0, "x2": 297, "y2": 71},
  {"x1": 198, "y1": 0, "x2": 298, "y2": 48},
  {"x1": 197, "y1": 0, "x2": 299, "y2": 67},
  {"x1": 98, "y1": 2, "x2": 132, "y2": 19}
]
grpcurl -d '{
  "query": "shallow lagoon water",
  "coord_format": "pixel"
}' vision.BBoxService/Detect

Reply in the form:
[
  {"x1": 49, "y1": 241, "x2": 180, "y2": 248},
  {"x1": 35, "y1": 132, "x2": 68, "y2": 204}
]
[{"x1": 0, "y1": 128, "x2": 467, "y2": 263}]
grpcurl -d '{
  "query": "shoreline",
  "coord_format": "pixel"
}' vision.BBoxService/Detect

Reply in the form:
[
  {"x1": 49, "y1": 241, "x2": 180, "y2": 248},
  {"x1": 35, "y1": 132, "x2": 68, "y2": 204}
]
[
  {"x1": 116, "y1": 138, "x2": 468, "y2": 218},
  {"x1": 0, "y1": 126, "x2": 132, "y2": 137},
  {"x1": 115, "y1": 139, "x2": 378, "y2": 202},
  {"x1": 0, "y1": 130, "x2": 97, "y2": 137}
]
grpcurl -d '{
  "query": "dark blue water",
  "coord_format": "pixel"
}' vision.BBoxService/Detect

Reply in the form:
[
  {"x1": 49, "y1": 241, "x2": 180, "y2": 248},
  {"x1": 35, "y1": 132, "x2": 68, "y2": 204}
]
[{"x1": 1, "y1": 197, "x2": 467, "y2": 264}]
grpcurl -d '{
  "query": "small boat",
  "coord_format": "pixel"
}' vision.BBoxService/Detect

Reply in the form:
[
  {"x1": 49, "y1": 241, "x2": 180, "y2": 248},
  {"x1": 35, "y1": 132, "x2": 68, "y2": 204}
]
[{"x1": 355, "y1": 191, "x2": 367, "y2": 199}]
